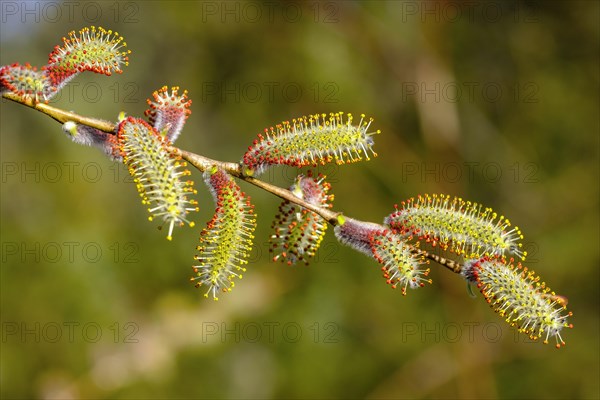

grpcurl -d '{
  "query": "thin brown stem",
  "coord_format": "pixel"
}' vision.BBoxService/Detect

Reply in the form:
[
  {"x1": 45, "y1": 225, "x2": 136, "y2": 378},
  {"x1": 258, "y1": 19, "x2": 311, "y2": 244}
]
[
  {"x1": 3, "y1": 92, "x2": 117, "y2": 132},
  {"x1": 2, "y1": 91, "x2": 463, "y2": 273},
  {"x1": 419, "y1": 251, "x2": 463, "y2": 274},
  {"x1": 171, "y1": 147, "x2": 341, "y2": 224},
  {"x1": 242, "y1": 176, "x2": 340, "y2": 224}
]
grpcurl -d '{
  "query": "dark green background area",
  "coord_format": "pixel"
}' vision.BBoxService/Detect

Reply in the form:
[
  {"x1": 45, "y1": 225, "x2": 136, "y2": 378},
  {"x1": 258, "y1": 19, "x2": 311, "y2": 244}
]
[{"x1": 1, "y1": 1, "x2": 598, "y2": 399}]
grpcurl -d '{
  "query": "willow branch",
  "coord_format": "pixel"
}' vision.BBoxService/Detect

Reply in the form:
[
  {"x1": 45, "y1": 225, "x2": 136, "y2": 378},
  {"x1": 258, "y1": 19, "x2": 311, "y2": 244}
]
[
  {"x1": 2, "y1": 92, "x2": 117, "y2": 132},
  {"x1": 2, "y1": 92, "x2": 462, "y2": 274},
  {"x1": 171, "y1": 148, "x2": 341, "y2": 225}
]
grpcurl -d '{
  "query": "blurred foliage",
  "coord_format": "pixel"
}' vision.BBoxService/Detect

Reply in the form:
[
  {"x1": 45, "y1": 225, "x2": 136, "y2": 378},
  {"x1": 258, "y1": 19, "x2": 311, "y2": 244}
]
[{"x1": 1, "y1": 1, "x2": 598, "y2": 399}]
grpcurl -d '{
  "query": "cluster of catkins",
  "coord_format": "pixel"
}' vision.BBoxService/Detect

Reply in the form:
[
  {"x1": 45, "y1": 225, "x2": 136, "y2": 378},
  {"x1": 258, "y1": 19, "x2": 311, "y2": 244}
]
[{"x1": 1, "y1": 27, "x2": 572, "y2": 348}]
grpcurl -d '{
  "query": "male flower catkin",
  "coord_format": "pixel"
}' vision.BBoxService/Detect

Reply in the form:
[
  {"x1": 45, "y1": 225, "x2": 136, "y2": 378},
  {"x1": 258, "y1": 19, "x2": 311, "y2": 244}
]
[
  {"x1": 462, "y1": 256, "x2": 572, "y2": 348},
  {"x1": 117, "y1": 117, "x2": 198, "y2": 240},
  {"x1": 385, "y1": 194, "x2": 526, "y2": 260},
  {"x1": 270, "y1": 172, "x2": 333, "y2": 265},
  {"x1": 145, "y1": 86, "x2": 192, "y2": 144},
  {"x1": 191, "y1": 167, "x2": 257, "y2": 300},
  {"x1": 335, "y1": 217, "x2": 430, "y2": 294},
  {"x1": 1, "y1": 26, "x2": 129, "y2": 103},
  {"x1": 45, "y1": 26, "x2": 130, "y2": 93},
  {"x1": 370, "y1": 230, "x2": 431, "y2": 295},
  {"x1": 241, "y1": 112, "x2": 379, "y2": 176},
  {"x1": 0, "y1": 63, "x2": 53, "y2": 103}
]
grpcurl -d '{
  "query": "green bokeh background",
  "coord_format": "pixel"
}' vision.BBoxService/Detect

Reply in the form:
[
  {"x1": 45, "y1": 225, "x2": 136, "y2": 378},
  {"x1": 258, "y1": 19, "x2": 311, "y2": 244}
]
[{"x1": 1, "y1": 1, "x2": 598, "y2": 399}]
